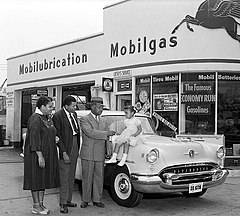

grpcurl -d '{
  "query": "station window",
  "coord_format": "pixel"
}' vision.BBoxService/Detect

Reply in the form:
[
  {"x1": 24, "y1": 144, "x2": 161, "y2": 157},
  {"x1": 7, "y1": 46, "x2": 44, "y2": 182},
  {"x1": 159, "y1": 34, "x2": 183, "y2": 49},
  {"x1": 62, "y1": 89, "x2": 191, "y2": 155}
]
[
  {"x1": 180, "y1": 73, "x2": 215, "y2": 135},
  {"x1": 217, "y1": 73, "x2": 240, "y2": 153},
  {"x1": 53, "y1": 88, "x2": 56, "y2": 97},
  {"x1": 62, "y1": 82, "x2": 94, "y2": 110},
  {"x1": 152, "y1": 74, "x2": 179, "y2": 137}
]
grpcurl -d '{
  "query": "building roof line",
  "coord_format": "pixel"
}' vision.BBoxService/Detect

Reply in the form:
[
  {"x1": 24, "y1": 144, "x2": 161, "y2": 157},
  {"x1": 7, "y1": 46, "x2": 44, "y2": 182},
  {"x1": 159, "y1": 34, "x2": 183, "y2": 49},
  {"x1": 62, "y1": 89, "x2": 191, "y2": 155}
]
[
  {"x1": 7, "y1": 32, "x2": 104, "y2": 61},
  {"x1": 103, "y1": 0, "x2": 130, "y2": 10}
]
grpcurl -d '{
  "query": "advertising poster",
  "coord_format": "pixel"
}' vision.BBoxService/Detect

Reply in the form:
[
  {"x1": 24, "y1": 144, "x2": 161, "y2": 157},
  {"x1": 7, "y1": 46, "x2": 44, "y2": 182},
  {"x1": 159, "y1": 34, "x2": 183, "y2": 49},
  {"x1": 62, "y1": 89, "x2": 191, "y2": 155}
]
[
  {"x1": 181, "y1": 73, "x2": 215, "y2": 115},
  {"x1": 153, "y1": 93, "x2": 178, "y2": 111},
  {"x1": 135, "y1": 76, "x2": 151, "y2": 115},
  {"x1": 6, "y1": 91, "x2": 14, "y2": 108},
  {"x1": 102, "y1": 77, "x2": 113, "y2": 92}
]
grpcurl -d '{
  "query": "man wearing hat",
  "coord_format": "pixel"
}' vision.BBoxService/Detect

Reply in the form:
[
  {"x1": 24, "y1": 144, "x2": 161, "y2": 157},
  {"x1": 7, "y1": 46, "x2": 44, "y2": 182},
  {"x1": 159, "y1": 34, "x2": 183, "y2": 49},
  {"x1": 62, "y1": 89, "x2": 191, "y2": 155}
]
[{"x1": 79, "y1": 97, "x2": 115, "y2": 208}]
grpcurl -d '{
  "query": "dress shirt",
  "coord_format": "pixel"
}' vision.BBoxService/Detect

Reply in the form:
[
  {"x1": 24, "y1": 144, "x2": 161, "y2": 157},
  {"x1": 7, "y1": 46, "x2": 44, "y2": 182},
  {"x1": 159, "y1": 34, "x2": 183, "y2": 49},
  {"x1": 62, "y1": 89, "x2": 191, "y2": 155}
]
[
  {"x1": 63, "y1": 108, "x2": 78, "y2": 135},
  {"x1": 91, "y1": 112, "x2": 99, "y2": 122}
]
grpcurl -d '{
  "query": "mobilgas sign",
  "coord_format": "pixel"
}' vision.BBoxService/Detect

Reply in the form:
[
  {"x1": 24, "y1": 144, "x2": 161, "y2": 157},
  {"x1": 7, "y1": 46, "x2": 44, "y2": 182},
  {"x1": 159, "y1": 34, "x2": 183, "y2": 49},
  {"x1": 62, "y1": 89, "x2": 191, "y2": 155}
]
[
  {"x1": 172, "y1": 0, "x2": 240, "y2": 43},
  {"x1": 110, "y1": 36, "x2": 177, "y2": 58},
  {"x1": 19, "y1": 53, "x2": 88, "y2": 75}
]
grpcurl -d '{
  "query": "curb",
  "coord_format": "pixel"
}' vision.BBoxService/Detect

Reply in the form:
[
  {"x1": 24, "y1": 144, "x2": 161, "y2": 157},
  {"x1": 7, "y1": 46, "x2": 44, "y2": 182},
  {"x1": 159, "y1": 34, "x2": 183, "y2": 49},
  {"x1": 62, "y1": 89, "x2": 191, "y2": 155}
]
[
  {"x1": 0, "y1": 145, "x2": 14, "y2": 150},
  {"x1": 227, "y1": 169, "x2": 240, "y2": 177}
]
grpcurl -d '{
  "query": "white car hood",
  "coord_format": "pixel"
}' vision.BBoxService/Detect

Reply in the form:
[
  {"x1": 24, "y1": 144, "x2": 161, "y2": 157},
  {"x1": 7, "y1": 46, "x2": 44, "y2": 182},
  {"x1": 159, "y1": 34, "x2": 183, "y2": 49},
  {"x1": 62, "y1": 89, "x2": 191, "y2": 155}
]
[{"x1": 142, "y1": 135, "x2": 219, "y2": 166}]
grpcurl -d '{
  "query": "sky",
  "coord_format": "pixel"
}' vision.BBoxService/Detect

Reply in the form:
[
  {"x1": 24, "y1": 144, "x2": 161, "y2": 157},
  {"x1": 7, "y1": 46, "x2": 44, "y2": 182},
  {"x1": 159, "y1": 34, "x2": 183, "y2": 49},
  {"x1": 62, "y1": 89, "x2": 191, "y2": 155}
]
[{"x1": 0, "y1": 0, "x2": 118, "y2": 87}]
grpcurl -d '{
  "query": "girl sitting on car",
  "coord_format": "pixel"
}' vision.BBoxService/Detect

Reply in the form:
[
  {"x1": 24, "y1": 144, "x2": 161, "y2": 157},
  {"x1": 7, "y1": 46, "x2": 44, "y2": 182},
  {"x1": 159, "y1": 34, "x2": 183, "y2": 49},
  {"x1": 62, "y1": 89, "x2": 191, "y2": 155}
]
[{"x1": 106, "y1": 105, "x2": 142, "y2": 166}]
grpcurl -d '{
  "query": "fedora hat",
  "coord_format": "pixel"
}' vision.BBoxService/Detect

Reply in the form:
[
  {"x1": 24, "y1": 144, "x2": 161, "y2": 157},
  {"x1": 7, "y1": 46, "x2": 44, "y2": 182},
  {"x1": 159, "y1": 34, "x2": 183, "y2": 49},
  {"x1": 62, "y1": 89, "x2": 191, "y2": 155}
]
[{"x1": 87, "y1": 97, "x2": 105, "y2": 106}]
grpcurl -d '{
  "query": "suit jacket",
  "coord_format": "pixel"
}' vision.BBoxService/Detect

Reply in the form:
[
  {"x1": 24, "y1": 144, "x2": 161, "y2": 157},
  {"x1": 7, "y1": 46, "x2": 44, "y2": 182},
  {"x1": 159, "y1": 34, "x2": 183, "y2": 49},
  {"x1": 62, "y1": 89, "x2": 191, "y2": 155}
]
[
  {"x1": 52, "y1": 109, "x2": 80, "y2": 159},
  {"x1": 80, "y1": 113, "x2": 109, "y2": 162}
]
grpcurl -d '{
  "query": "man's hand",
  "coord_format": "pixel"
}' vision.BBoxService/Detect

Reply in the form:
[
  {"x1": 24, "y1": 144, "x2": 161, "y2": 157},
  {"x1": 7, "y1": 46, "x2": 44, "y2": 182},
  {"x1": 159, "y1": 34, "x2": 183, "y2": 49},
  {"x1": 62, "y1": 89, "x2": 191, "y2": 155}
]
[
  {"x1": 63, "y1": 152, "x2": 70, "y2": 164},
  {"x1": 105, "y1": 140, "x2": 113, "y2": 158},
  {"x1": 107, "y1": 130, "x2": 115, "y2": 137}
]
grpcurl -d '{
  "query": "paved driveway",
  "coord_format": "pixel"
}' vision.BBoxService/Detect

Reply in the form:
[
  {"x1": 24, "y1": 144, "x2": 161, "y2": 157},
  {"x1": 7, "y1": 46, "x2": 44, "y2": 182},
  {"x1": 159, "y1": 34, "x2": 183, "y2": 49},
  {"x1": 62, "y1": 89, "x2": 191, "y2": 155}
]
[{"x1": 0, "y1": 147, "x2": 240, "y2": 216}]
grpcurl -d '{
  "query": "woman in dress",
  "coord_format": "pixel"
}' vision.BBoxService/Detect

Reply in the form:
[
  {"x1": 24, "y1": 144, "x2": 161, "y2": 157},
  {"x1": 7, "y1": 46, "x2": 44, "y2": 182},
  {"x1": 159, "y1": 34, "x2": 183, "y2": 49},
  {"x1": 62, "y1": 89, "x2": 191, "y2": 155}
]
[{"x1": 23, "y1": 96, "x2": 60, "y2": 215}]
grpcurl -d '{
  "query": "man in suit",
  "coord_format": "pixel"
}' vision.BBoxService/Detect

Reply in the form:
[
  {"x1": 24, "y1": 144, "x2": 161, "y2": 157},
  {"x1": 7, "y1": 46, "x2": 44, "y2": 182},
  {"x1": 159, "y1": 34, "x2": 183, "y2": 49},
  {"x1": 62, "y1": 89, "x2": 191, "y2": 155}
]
[
  {"x1": 80, "y1": 97, "x2": 115, "y2": 208},
  {"x1": 52, "y1": 95, "x2": 80, "y2": 214}
]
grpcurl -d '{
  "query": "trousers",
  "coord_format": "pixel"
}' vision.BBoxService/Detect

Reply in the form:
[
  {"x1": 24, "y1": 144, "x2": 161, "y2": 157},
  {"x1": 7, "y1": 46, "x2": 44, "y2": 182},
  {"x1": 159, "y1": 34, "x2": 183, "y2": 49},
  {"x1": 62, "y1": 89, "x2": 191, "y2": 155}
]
[
  {"x1": 81, "y1": 159, "x2": 104, "y2": 203},
  {"x1": 59, "y1": 136, "x2": 78, "y2": 204}
]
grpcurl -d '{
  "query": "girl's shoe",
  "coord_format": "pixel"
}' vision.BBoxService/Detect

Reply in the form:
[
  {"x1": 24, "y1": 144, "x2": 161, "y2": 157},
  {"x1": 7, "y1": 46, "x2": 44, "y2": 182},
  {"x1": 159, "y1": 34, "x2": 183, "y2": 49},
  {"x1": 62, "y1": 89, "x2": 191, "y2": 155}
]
[
  {"x1": 105, "y1": 158, "x2": 117, "y2": 163},
  {"x1": 117, "y1": 160, "x2": 125, "y2": 166},
  {"x1": 117, "y1": 153, "x2": 128, "y2": 166},
  {"x1": 106, "y1": 152, "x2": 117, "y2": 163}
]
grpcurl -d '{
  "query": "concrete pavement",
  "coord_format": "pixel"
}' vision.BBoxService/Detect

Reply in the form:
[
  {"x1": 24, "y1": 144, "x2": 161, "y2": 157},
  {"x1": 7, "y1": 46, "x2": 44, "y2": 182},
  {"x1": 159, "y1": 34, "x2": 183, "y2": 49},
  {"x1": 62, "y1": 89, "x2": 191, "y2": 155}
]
[{"x1": 0, "y1": 147, "x2": 240, "y2": 216}]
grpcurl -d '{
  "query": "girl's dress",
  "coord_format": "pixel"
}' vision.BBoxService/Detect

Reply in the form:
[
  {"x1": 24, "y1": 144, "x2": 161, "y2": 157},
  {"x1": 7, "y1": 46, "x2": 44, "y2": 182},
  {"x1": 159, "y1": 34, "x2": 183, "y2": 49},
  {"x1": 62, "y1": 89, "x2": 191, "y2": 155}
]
[{"x1": 114, "y1": 117, "x2": 142, "y2": 146}]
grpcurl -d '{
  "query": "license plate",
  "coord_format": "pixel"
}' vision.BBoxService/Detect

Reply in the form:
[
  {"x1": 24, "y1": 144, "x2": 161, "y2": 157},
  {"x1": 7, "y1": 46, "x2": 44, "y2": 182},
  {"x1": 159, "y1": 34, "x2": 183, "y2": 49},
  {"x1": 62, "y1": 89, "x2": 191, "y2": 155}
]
[{"x1": 189, "y1": 182, "x2": 203, "y2": 194}]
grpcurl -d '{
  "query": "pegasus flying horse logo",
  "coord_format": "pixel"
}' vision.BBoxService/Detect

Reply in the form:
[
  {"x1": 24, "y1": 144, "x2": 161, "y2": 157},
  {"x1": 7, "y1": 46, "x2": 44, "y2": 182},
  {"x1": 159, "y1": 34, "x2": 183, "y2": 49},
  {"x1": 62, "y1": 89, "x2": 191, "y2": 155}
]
[{"x1": 172, "y1": 0, "x2": 240, "y2": 42}]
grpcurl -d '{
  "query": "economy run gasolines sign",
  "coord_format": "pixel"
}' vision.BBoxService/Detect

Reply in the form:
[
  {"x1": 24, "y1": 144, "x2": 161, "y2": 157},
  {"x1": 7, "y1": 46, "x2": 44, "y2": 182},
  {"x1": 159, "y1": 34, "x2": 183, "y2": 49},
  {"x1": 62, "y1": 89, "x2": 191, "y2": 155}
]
[{"x1": 181, "y1": 73, "x2": 216, "y2": 115}]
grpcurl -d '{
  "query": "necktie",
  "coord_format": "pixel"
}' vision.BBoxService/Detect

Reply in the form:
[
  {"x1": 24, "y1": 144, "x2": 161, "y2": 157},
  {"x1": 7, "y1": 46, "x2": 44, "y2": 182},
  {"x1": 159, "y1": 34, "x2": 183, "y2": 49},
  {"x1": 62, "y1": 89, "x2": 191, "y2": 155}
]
[
  {"x1": 95, "y1": 115, "x2": 99, "y2": 127},
  {"x1": 95, "y1": 115, "x2": 99, "y2": 122},
  {"x1": 69, "y1": 113, "x2": 79, "y2": 134}
]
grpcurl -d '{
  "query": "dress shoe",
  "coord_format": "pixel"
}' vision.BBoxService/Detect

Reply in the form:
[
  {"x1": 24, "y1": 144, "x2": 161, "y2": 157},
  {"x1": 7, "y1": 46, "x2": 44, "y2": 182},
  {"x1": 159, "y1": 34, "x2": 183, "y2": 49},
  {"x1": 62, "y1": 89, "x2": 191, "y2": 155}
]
[
  {"x1": 32, "y1": 207, "x2": 49, "y2": 215},
  {"x1": 40, "y1": 201, "x2": 50, "y2": 214},
  {"x1": 93, "y1": 202, "x2": 105, "y2": 208},
  {"x1": 80, "y1": 202, "x2": 88, "y2": 208},
  {"x1": 32, "y1": 203, "x2": 49, "y2": 215},
  {"x1": 60, "y1": 204, "x2": 68, "y2": 214},
  {"x1": 67, "y1": 201, "x2": 77, "y2": 207}
]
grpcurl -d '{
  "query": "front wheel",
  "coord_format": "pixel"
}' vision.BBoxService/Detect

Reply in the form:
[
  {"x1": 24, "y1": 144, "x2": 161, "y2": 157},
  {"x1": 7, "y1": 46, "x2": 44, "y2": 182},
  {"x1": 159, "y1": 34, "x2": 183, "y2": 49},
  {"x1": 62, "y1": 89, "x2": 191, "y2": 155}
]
[
  {"x1": 182, "y1": 189, "x2": 207, "y2": 198},
  {"x1": 109, "y1": 166, "x2": 143, "y2": 207}
]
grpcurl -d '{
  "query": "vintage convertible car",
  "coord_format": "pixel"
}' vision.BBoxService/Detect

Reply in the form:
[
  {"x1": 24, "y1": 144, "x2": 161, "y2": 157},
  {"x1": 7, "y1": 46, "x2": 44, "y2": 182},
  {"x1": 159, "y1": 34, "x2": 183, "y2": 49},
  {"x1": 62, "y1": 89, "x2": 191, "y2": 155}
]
[{"x1": 75, "y1": 110, "x2": 228, "y2": 207}]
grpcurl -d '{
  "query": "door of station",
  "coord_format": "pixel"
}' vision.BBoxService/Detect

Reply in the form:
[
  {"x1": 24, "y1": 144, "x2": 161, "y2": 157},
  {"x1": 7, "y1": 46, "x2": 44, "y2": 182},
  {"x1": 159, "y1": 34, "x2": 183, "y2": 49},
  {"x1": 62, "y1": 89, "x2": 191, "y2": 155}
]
[{"x1": 117, "y1": 95, "x2": 132, "y2": 111}]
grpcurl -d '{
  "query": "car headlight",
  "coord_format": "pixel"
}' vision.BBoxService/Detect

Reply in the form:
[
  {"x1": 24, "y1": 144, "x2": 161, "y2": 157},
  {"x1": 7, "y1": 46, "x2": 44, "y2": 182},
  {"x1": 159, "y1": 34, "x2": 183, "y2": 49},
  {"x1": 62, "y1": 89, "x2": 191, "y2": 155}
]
[
  {"x1": 216, "y1": 146, "x2": 226, "y2": 159},
  {"x1": 146, "y1": 149, "x2": 159, "y2": 164}
]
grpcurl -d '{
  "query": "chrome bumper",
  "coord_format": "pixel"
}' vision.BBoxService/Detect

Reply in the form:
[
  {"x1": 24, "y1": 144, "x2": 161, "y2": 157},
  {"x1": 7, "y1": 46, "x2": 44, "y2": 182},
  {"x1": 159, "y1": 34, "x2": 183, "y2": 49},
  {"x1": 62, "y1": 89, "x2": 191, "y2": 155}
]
[{"x1": 130, "y1": 168, "x2": 229, "y2": 194}]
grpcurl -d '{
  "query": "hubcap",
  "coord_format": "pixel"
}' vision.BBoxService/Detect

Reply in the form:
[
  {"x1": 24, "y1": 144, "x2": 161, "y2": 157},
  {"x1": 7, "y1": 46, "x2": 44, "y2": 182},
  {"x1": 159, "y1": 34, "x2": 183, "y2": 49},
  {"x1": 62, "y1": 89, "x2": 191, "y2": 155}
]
[
  {"x1": 118, "y1": 178, "x2": 130, "y2": 193},
  {"x1": 114, "y1": 173, "x2": 132, "y2": 200}
]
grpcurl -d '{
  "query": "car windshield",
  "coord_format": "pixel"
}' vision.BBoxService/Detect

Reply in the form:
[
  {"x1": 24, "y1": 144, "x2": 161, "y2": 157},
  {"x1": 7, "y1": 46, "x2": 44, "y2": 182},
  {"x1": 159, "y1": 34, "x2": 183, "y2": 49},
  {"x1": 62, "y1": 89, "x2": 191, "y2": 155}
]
[{"x1": 102, "y1": 115, "x2": 156, "y2": 135}]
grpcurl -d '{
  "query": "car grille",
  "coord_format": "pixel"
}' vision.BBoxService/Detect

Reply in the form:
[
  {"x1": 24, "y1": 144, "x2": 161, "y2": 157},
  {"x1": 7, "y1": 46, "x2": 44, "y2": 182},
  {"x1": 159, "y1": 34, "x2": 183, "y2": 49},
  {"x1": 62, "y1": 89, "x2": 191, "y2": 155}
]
[{"x1": 159, "y1": 163, "x2": 218, "y2": 185}]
